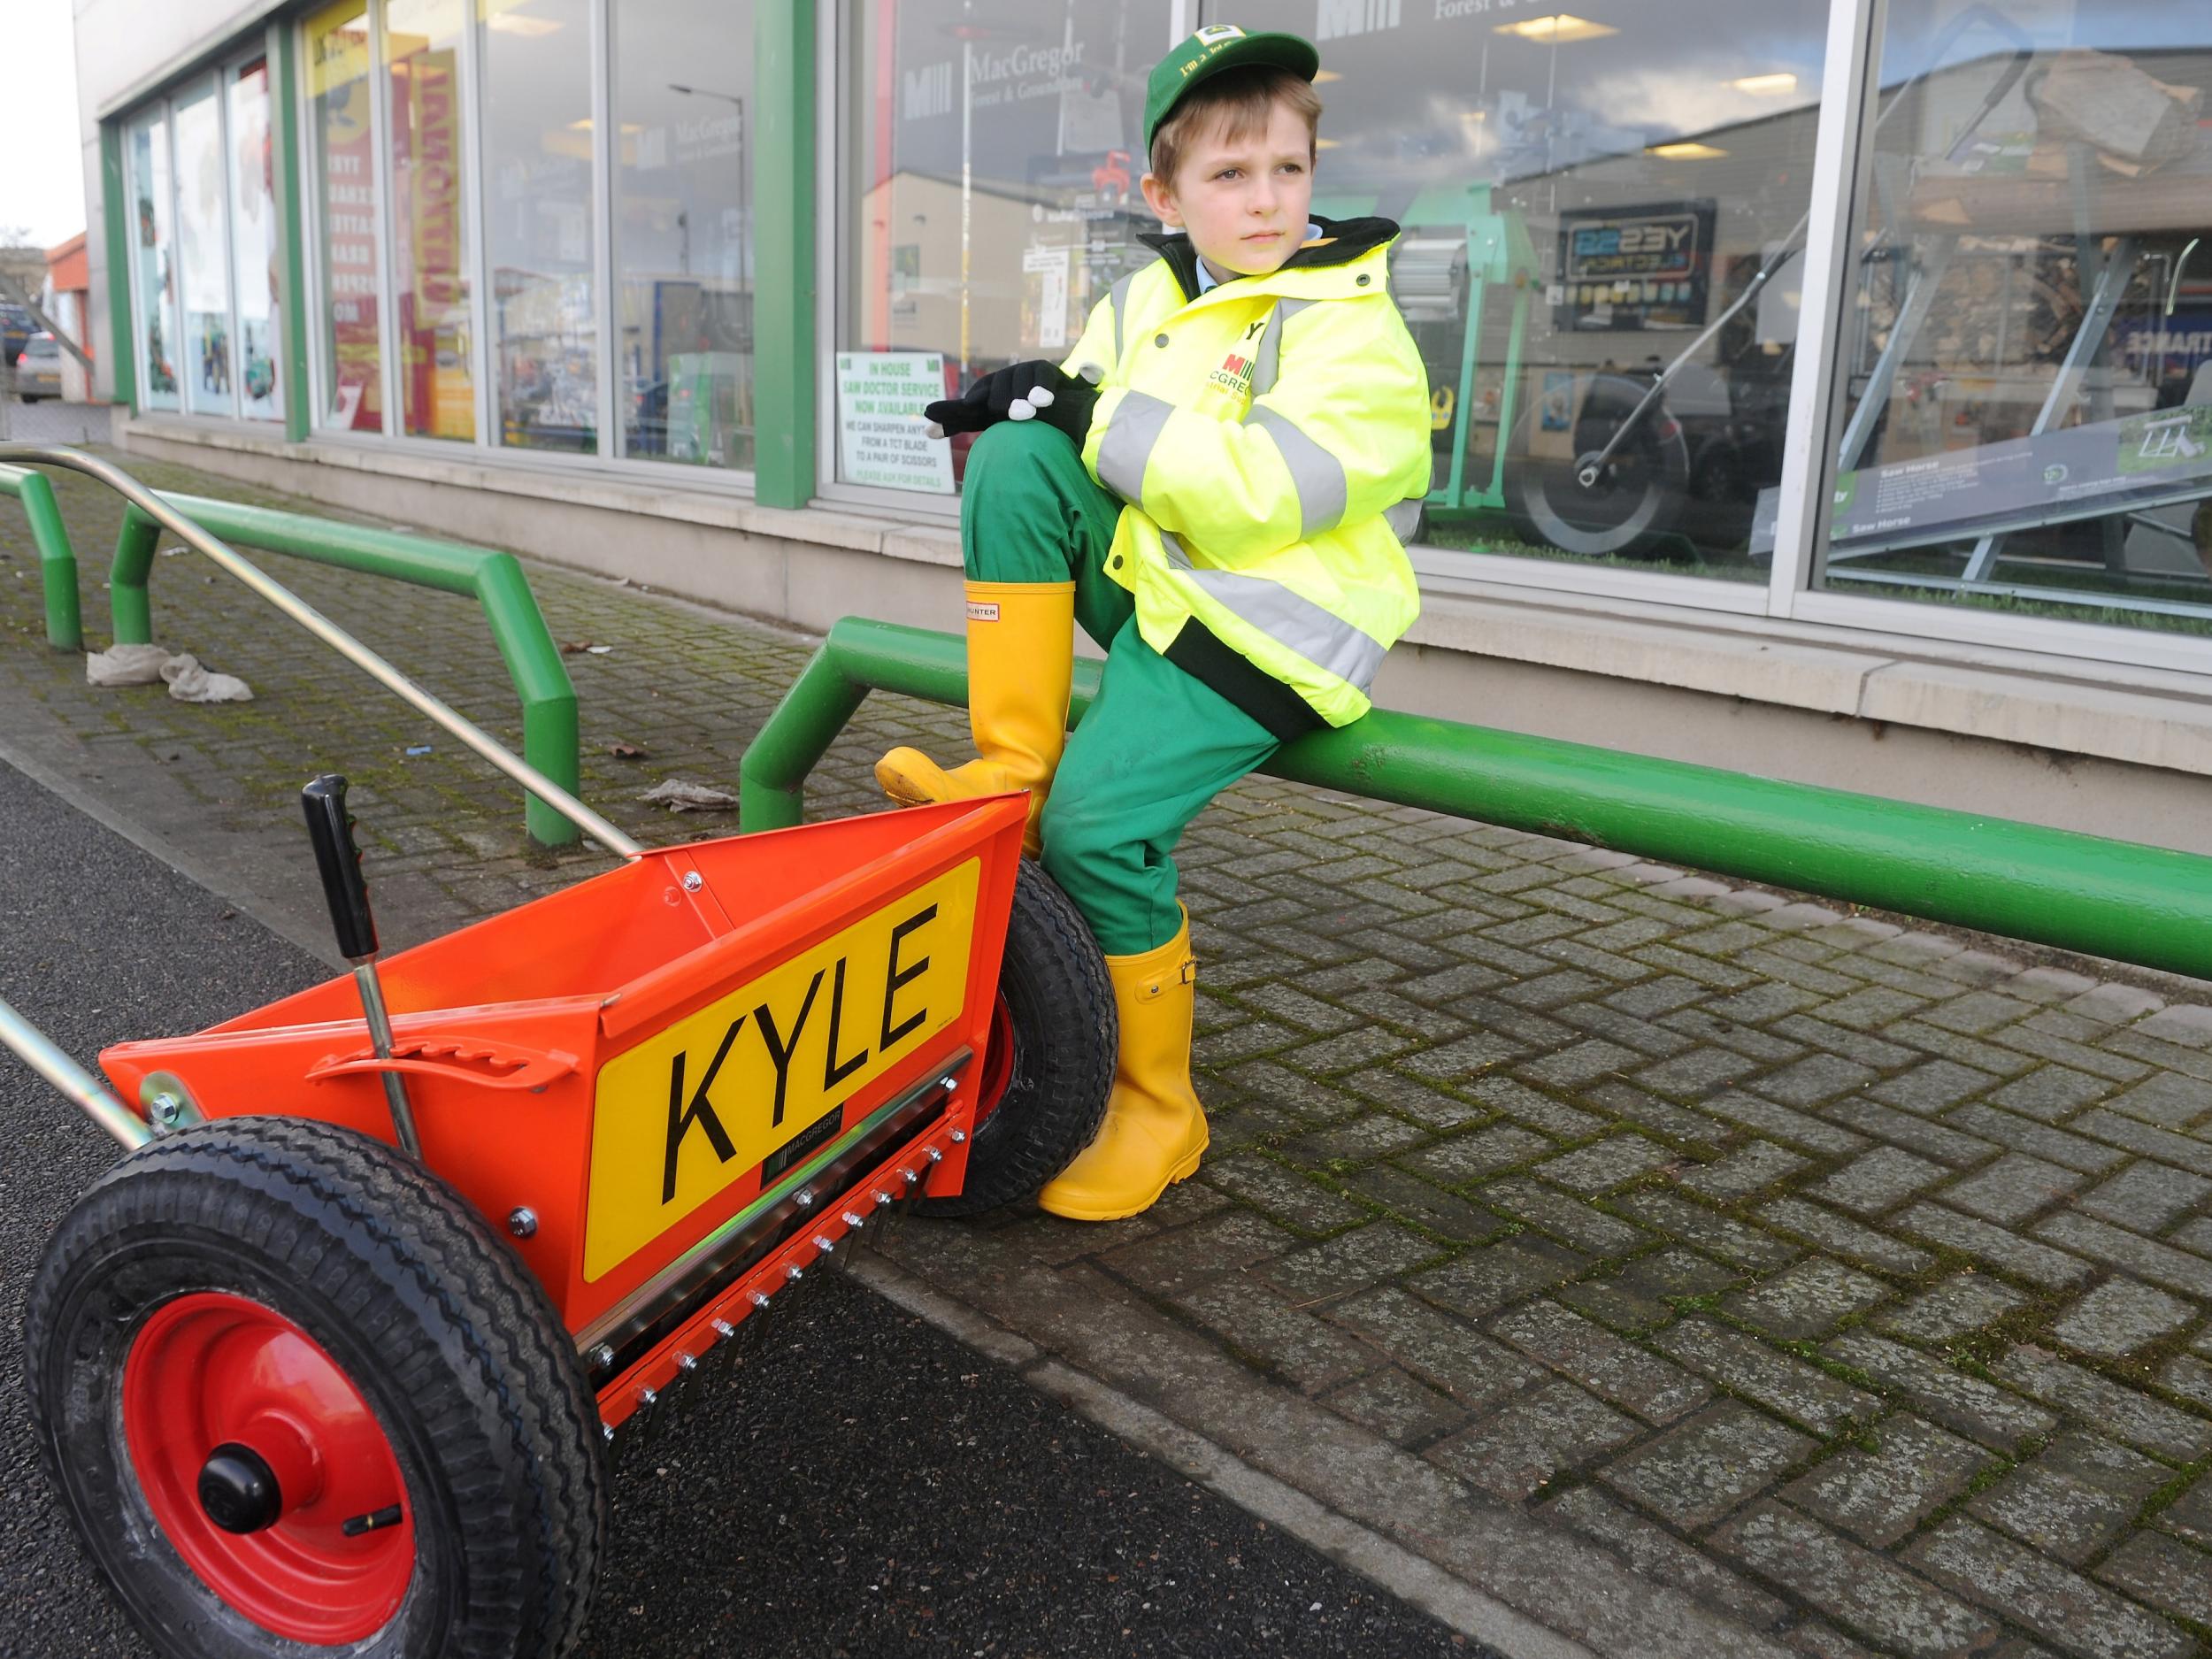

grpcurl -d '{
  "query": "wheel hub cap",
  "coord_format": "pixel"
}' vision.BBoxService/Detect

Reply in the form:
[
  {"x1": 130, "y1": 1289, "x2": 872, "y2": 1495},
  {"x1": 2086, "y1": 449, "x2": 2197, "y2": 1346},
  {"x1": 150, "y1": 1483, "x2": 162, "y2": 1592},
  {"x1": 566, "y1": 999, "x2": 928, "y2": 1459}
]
[
  {"x1": 197, "y1": 1442, "x2": 282, "y2": 1534},
  {"x1": 122, "y1": 1291, "x2": 413, "y2": 1643}
]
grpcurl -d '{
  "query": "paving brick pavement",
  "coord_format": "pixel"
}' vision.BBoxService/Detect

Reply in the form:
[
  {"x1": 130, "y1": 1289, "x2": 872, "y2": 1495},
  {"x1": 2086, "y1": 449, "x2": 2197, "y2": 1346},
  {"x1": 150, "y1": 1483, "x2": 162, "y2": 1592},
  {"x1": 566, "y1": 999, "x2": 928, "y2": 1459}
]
[{"x1": 4, "y1": 449, "x2": 2212, "y2": 1657}]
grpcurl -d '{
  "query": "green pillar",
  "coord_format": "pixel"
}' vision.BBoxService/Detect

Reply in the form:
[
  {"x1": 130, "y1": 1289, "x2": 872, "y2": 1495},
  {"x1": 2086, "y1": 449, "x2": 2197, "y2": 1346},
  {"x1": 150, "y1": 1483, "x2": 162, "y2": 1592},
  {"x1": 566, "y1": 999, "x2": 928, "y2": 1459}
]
[
  {"x1": 100, "y1": 123, "x2": 135, "y2": 410},
  {"x1": 751, "y1": 1, "x2": 816, "y2": 509},
  {"x1": 273, "y1": 20, "x2": 313, "y2": 444}
]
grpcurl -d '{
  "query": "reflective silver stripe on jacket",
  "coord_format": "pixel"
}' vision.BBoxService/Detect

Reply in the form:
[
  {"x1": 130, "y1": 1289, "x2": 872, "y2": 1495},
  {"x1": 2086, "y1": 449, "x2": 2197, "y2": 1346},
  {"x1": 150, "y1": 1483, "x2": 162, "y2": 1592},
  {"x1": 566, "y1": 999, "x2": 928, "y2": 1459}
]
[
  {"x1": 1095, "y1": 389, "x2": 1176, "y2": 505},
  {"x1": 1109, "y1": 273, "x2": 1136, "y2": 365},
  {"x1": 1160, "y1": 529, "x2": 1194, "y2": 570},
  {"x1": 1247, "y1": 296, "x2": 1314, "y2": 398},
  {"x1": 1246, "y1": 404, "x2": 1348, "y2": 538},
  {"x1": 1384, "y1": 497, "x2": 1424, "y2": 541},
  {"x1": 1182, "y1": 567, "x2": 1387, "y2": 691}
]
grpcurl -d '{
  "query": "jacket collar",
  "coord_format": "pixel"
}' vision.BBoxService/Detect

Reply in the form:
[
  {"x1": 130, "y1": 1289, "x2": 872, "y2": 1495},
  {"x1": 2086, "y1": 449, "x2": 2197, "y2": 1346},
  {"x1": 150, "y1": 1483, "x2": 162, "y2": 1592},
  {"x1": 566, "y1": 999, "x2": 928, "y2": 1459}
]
[{"x1": 1140, "y1": 213, "x2": 1400, "y2": 304}]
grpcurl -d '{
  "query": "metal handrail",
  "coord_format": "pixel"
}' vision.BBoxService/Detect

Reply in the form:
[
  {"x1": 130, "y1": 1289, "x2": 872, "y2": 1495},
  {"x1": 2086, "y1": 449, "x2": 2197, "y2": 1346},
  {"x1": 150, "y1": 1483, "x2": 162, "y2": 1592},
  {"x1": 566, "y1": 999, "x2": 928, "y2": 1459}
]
[
  {"x1": 0, "y1": 446, "x2": 641, "y2": 860},
  {"x1": 740, "y1": 617, "x2": 2212, "y2": 984}
]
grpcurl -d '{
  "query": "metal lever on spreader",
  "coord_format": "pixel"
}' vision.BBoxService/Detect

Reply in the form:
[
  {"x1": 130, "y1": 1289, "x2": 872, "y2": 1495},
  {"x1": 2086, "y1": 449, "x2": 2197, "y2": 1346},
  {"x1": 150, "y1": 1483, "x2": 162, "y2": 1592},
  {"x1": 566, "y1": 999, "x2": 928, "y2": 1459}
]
[{"x1": 301, "y1": 774, "x2": 422, "y2": 1157}]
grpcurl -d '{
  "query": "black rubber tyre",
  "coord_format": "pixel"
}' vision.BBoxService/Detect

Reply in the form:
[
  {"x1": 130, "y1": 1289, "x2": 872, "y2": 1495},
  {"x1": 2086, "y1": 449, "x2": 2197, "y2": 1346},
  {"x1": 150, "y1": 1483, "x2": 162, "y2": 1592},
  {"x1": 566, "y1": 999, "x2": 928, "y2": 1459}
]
[
  {"x1": 23, "y1": 1116, "x2": 609, "y2": 1659},
  {"x1": 1507, "y1": 373, "x2": 1692, "y2": 559},
  {"x1": 919, "y1": 859, "x2": 1115, "y2": 1217}
]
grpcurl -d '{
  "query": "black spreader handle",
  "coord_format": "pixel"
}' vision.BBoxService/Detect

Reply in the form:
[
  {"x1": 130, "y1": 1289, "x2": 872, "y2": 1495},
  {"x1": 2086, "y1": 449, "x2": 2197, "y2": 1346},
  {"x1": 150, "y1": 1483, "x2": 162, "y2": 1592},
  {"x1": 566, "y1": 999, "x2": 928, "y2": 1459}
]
[{"x1": 302, "y1": 773, "x2": 379, "y2": 961}]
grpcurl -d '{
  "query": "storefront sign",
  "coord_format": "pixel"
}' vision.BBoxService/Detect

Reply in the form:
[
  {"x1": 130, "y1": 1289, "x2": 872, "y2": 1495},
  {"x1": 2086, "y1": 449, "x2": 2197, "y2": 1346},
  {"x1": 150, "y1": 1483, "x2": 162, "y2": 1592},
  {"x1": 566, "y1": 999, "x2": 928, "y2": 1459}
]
[
  {"x1": 1557, "y1": 203, "x2": 1714, "y2": 332},
  {"x1": 837, "y1": 352, "x2": 954, "y2": 494}
]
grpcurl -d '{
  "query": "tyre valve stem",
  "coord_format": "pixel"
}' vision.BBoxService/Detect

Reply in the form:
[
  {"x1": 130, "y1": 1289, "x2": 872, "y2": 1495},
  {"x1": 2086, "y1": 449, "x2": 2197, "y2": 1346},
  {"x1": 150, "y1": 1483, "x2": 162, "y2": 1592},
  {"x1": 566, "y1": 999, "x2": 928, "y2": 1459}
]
[{"x1": 342, "y1": 1503, "x2": 405, "y2": 1538}]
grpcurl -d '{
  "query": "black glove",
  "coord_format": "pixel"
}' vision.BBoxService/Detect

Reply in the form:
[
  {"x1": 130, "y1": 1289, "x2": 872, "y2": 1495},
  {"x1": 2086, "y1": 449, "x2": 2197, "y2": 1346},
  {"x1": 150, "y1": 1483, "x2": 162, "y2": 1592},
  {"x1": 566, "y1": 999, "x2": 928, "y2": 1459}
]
[{"x1": 926, "y1": 359, "x2": 1102, "y2": 447}]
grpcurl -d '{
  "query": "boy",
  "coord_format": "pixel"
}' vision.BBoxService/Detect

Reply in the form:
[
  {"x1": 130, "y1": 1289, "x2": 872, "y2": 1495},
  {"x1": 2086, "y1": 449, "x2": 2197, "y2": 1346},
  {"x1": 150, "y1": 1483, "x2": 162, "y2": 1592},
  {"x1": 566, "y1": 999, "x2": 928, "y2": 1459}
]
[{"x1": 877, "y1": 25, "x2": 1432, "y2": 1220}]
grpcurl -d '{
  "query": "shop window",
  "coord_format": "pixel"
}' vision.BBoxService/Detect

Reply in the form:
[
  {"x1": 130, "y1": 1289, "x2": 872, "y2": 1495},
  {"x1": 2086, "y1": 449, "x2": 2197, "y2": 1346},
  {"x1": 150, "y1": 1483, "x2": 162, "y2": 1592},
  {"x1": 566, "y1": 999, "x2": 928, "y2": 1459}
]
[
  {"x1": 127, "y1": 112, "x2": 180, "y2": 412},
  {"x1": 838, "y1": 2, "x2": 1174, "y2": 495},
  {"x1": 173, "y1": 79, "x2": 234, "y2": 418},
  {"x1": 482, "y1": 0, "x2": 597, "y2": 453},
  {"x1": 309, "y1": 0, "x2": 383, "y2": 433},
  {"x1": 384, "y1": 0, "x2": 474, "y2": 441},
  {"x1": 227, "y1": 58, "x2": 283, "y2": 421},
  {"x1": 1210, "y1": 0, "x2": 1831, "y2": 579},
  {"x1": 1809, "y1": 3, "x2": 2212, "y2": 636},
  {"x1": 611, "y1": 0, "x2": 757, "y2": 471}
]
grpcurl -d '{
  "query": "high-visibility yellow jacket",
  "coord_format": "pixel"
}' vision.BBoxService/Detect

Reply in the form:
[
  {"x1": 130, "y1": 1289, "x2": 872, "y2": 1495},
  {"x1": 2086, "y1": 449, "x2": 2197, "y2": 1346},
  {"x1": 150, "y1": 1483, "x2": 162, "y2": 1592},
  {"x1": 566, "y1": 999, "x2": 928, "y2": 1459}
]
[{"x1": 1062, "y1": 216, "x2": 1430, "y2": 734}]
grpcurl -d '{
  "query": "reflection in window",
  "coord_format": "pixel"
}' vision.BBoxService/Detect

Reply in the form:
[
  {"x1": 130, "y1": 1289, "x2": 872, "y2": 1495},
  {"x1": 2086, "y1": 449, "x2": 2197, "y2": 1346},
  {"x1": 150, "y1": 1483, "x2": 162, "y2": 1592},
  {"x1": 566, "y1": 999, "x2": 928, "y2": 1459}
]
[
  {"x1": 309, "y1": 0, "x2": 383, "y2": 432},
  {"x1": 228, "y1": 58, "x2": 283, "y2": 421},
  {"x1": 128, "y1": 113, "x2": 180, "y2": 411},
  {"x1": 385, "y1": 0, "x2": 473, "y2": 441},
  {"x1": 612, "y1": 0, "x2": 755, "y2": 469},
  {"x1": 1224, "y1": 0, "x2": 1827, "y2": 578},
  {"x1": 173, "y1": 80, "x2": 234, "y2": 417},
  {"x1": 841, "y1": 2, "x2": 1174, "y2": 490},
  {"x1": 483, "y1": 0, "x2": 596, "y2": 453},
  {"x1": 1814, "y1": 2, "x2": 2212, "y2": 635}
]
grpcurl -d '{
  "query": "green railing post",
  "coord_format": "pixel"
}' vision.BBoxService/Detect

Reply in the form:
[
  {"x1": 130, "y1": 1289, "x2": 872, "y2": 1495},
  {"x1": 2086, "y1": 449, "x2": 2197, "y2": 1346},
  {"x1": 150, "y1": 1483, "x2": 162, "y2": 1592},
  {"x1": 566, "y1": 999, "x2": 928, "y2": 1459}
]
[
  {"x1": 0, "y1": 466, "x2": 83, "y2": 649},
  {"x1": 473, "y1": 551, "x2": 580, "y2": 847},
  {"x1": 739, "y1": 617, "x2": 2212, "y2": 985},
  {"x1": 735, "y1": 647, "x2": 876, "y2": 833},
  {"x1": 111, "y1": 504, "x2": 160, "y2": 645}
]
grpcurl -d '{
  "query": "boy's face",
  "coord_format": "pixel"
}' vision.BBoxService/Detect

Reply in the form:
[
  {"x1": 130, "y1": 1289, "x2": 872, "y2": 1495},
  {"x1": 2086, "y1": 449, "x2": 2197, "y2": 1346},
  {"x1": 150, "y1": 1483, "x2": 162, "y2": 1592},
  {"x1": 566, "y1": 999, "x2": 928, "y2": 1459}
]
[{"x1": 1141, "y1": 98, "x2": 1315, "y2": 279}]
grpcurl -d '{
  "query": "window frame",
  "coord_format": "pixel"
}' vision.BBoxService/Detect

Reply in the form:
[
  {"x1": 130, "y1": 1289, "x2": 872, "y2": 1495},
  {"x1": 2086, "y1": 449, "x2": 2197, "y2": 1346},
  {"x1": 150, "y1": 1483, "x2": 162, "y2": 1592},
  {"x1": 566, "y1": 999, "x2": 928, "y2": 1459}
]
[
  {"x1": 122, "y1": 104, "x2": 179, "y2": 415},
  {"x1": 294, "y1": 0, "x2": 764, "y2": 486},
  {"x1": 1779, "y1": 0, "x2": 2212, "y2": 676},
  {"x1": 811, "y1": 2, "x2": 1190, "y2": 522},
  {"x1": 221, "y1": 50, "x2": 285, "y2": 424}
]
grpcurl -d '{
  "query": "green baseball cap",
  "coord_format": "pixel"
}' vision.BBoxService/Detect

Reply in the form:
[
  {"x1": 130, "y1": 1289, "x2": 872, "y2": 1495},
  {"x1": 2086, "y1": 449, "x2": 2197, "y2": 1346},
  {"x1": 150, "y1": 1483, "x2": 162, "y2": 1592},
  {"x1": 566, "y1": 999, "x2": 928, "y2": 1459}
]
[{"x1": 1143, "y1": 24, "x2": 1320, "y2": 154}]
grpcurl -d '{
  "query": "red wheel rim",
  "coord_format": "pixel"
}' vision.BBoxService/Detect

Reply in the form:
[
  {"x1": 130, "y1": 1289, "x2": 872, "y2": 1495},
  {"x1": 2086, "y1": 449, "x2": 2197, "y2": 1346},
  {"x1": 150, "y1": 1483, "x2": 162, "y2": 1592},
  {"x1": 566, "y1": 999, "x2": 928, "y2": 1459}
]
[
  {"x1": 121, "y1": 1291, "x2": 413, "y2": 1644},
  {"x1": 973, "y1": 990, "x2": 1016, "y2": 1130}
]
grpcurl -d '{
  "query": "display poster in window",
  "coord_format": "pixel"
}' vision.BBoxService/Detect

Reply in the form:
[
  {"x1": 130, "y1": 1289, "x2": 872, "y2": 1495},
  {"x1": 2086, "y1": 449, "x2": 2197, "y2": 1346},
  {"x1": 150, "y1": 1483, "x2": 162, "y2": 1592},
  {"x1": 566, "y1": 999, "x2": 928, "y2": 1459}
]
[
  {"x1": 837, "y1": 351, "x2": 954, "y2": 494},
  {"x1": 1022, "y1": 245, "x2": 1071, "y2": 351},
  {"x1": 1750, "y1": 402, "x2": 2212, "y2": 558},
  {"x1": 308, "y1": 2, "x2": 380, "y2": 430},
  {"x1": 1556, "y1": 202, "x2": 1716, "y2": 332}
]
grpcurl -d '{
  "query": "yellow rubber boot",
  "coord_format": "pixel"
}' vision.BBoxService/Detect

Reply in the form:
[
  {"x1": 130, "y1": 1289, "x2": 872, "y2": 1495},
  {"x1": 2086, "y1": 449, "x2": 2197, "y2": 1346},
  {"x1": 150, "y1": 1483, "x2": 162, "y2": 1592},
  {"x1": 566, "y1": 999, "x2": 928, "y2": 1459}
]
[
  {"x1": 875, "y1": 580, "x2": 1076, "y2": 858},
  {"x1": 1038, "y1": 913, "x2": 1206, "y2": 1221}
]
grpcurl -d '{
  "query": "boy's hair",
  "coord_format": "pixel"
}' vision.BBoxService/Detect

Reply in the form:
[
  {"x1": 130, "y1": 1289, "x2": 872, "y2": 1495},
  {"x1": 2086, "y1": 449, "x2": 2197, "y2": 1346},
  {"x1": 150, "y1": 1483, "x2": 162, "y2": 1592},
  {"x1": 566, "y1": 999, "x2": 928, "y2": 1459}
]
[{"x1": 1148, "y1": 65, "x2": 1322, "y2": 188}]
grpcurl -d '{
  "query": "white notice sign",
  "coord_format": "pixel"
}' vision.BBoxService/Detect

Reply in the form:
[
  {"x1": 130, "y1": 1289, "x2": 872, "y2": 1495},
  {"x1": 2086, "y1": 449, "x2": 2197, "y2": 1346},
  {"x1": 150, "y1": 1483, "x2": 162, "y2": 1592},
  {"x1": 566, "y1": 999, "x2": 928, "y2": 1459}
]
[
  {"x1": 836, "y1": 352, "x2": 955, "y2": 494},
  {"x1": 1023, "y1": 246, "x2": 1071, "y2": 350}
]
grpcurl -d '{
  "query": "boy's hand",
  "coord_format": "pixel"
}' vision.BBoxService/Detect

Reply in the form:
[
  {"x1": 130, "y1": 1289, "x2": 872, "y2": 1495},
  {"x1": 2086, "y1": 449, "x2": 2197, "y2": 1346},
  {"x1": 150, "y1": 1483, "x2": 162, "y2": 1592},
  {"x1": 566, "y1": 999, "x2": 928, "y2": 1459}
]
[{"x1": 926, "y1": 360, "x2": 1103, "y2": 442}]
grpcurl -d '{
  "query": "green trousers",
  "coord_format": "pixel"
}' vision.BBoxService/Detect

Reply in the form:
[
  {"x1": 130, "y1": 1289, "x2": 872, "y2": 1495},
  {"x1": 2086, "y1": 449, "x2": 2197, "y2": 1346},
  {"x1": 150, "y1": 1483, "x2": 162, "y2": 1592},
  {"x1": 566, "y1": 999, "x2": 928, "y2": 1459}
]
[{"x1": 960, "y1": 421, "x2": 1279, "y2": 956}]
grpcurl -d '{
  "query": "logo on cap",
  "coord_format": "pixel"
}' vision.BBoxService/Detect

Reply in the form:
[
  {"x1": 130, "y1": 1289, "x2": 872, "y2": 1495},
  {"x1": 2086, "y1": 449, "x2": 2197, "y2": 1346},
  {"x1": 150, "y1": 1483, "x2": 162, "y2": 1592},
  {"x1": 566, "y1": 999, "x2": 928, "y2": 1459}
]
[{"x1": 1194, "y1": 25, "x2": 1248, "y2": 45}]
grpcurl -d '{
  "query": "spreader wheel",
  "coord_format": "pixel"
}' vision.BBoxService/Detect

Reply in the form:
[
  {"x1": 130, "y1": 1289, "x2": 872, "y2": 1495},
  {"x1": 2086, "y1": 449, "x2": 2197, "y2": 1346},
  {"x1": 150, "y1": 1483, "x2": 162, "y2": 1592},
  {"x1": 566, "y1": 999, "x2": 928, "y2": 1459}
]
[
  {"x1": 23, "y1": 1116, "x2": 607, "y2": 1659},
  {"x1": 920, "y1": 859, "x2": 1115, "y2": 1217}
]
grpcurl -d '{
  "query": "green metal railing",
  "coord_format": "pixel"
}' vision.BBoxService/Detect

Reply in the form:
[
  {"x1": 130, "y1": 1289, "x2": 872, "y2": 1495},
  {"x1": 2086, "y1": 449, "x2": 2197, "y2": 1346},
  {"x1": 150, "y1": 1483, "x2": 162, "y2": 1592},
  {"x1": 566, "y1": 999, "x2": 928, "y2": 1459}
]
[
  {"x1": 741, "y1": 617, "x2": 2212, "y2": 983},
  {"x1": 0, "y1": 465, "x2": 83, "y2": 650},
  {"x1": 104, "y1": 494, "x2": 580, "y2": 846},
  {"x1": 4, "y1": 457, "x2": 578, "y2": 845}
]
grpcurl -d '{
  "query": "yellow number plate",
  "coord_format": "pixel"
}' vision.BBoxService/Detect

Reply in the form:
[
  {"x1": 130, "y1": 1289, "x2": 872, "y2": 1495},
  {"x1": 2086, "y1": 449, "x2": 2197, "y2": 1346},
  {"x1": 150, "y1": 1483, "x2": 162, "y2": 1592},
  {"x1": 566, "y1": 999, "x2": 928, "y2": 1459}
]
[{"x1": 583, "y1": 859, "x2": 979, "y2": 1280}]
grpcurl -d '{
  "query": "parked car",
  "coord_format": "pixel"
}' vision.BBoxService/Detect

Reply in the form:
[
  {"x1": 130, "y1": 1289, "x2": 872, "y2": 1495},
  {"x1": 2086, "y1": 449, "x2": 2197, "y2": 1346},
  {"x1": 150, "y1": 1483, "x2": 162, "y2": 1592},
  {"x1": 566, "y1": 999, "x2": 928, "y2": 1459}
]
[
  {"x1": 13, "y1": 332, "x2": 61, "y2": 401},
  {"x1": 0, "y1": 302, "x2": 35, "y2": 369}
]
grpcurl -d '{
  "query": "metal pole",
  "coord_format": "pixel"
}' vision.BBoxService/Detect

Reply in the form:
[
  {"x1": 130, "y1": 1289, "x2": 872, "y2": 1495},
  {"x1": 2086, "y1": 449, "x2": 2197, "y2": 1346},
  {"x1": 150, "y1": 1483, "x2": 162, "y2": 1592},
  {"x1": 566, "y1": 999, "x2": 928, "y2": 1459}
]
[
  {"x1": 350, "y1": 964, "x2": 422, "y2": 1157},
  {"x1": 0, "y1": 445, "x2": 642, "y2": 858},
  {"x1": 0, "y1": 993, "x2": 150, "y2": 1150}
]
